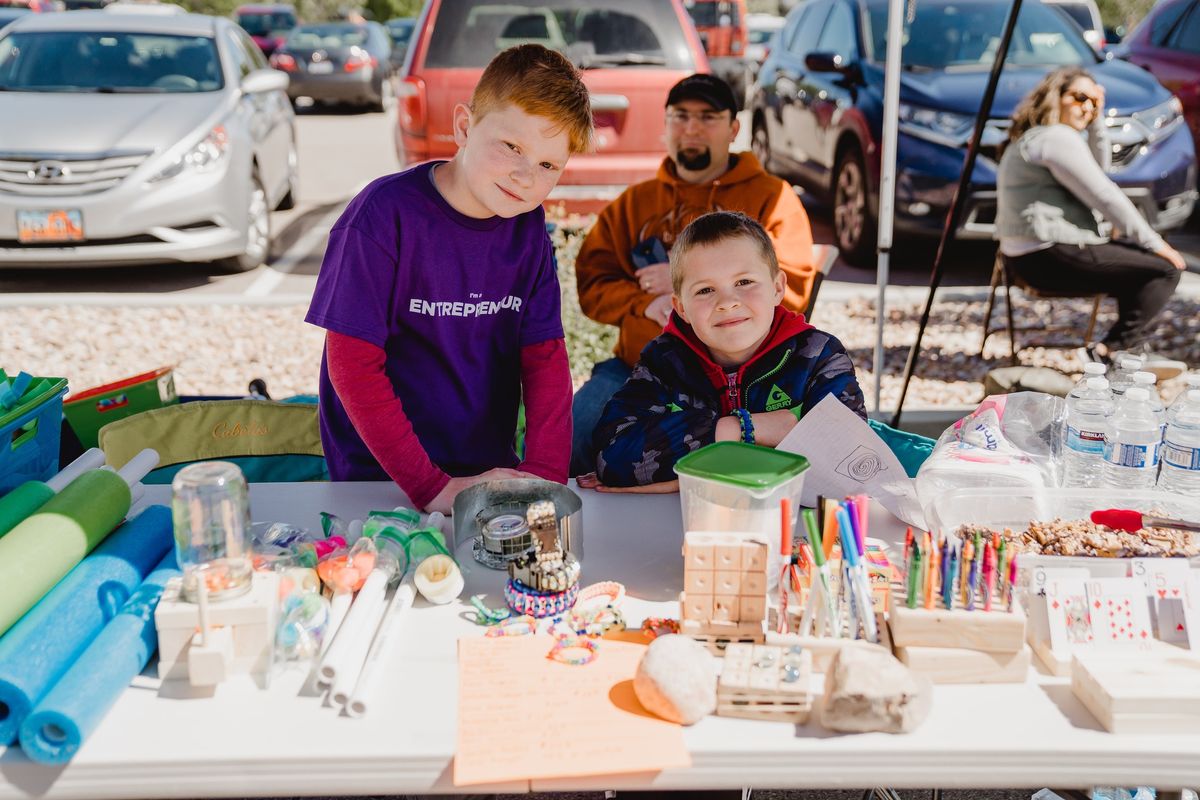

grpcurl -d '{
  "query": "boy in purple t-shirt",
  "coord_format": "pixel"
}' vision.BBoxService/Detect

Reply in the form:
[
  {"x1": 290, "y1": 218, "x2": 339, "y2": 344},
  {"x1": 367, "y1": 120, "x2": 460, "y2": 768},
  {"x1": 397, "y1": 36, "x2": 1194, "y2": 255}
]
[{"x1": 305, "y1": 45, "x2": 593, "y2": 513}]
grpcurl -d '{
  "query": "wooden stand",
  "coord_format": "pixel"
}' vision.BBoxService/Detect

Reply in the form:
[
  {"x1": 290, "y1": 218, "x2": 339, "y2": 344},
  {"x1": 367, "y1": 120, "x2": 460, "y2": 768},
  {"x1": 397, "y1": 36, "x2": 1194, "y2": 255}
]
[
  {"x1": 888, "y1": 591, "x2": 1027, "y2": 653},
  {"x1": 680, "y1": 618, "x2": 765, "y2": 655},
  {"x1": 717, "y1": 643, "x2": 813, "y2": 723},
  {"x1": 895, "y1": 643, "x2": 1030, "y2": 684},
  {"x1": 1072, "y1": 645, "x2": 1200, "y2": 733},
  {"x1": 765, "y1": 612, "x2": 891, "y2": 672}
]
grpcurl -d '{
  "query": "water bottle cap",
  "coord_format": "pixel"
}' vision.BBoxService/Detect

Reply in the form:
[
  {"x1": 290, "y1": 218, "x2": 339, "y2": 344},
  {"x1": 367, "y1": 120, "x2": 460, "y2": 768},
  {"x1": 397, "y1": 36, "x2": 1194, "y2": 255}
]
[
  {"x1": 1125, "y1": 387, "x2": 1150, "y2": 402},
  {"x1": 1132, "y1": 371, "x2": 1157, "y2": 385},
  {"x1": 1083, "y1": 362, "x2": 1107, "y2": 375},
  {"x1": 1118, "y1": 357, "x2": 1143, "y2": 370},
  {"x1": 1086, "y1": 377, "x2": 1109, "y2": 390}
]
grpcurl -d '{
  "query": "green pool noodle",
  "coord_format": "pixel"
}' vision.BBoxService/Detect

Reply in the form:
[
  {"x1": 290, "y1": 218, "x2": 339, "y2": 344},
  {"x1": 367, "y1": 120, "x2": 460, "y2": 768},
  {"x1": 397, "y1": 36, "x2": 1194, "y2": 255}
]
[
  {"x1": 0, "y1": 469, "x2": 131, "y2": 637},
  {"x1": 0, "y1": 481, "x2": 55, "y2": 539}
]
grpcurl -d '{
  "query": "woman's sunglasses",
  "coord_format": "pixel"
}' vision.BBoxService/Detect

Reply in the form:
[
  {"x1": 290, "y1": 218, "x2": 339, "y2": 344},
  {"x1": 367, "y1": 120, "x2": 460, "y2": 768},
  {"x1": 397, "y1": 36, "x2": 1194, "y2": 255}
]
[{"x1": 1066, "y1": 90, "x2": 1100, "y2": 108}]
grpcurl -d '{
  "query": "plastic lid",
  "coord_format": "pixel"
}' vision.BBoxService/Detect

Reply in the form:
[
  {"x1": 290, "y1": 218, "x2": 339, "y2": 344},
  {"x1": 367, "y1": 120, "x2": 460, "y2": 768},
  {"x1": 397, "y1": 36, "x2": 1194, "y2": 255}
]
[
  {"x1": 1118, "y1": 357, "x2": 1143, "y2": 370},
  {"x1": 1125, "y1": 387, "x2": 1150, "y2": 402},
  {"x1": 674, "y1": 441, "x2": 810, "y2": 489},
  {"x1": 1086, "y1": 377, "x2": 1108, "y2": 390},
  {"x1": 1083, "y1": 363, "x2": 1107, "y2": 375},
  {"x1": 1132, "y1": 371, "x2": 1157, "y2": 385}
]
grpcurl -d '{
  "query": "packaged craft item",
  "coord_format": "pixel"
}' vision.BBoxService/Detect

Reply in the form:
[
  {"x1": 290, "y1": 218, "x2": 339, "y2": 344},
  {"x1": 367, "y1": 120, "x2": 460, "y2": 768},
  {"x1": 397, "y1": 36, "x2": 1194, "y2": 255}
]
[{"x1": 505, "y1": 500, "x2": 581, "y2": 618}]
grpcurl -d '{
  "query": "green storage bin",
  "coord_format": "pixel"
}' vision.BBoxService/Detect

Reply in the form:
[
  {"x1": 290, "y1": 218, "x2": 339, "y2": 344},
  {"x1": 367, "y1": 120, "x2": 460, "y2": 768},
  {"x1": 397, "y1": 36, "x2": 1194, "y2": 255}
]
[{"x1": 63, "y1": 367, "x2": 178, "y2": 449}]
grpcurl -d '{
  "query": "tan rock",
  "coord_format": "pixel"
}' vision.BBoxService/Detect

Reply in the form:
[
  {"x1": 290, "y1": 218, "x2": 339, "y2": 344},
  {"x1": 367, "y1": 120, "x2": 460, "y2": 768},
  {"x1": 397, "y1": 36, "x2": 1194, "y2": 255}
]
[{"x1": 819, "y1": 643, "x2": 931, "y2": 734}]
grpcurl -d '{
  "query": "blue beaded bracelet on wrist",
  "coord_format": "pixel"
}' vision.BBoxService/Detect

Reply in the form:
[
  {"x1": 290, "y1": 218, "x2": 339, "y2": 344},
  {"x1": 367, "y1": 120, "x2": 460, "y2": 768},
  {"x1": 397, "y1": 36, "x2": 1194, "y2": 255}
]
[{"x1": 733, "y1": 408, "x2": 755, "y2": 444}]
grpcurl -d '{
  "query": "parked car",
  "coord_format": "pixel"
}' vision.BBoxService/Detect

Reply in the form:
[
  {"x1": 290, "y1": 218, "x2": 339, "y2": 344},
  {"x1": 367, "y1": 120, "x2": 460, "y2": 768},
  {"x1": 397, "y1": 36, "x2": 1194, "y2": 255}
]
[
  {"x1": 0, "y1": 7, "x2": 31, "y2": 28},
  {"x1": 234, "y1": 3, "x2": 295, "y2": 57},
  {"x1": 0, "y1": 9, "x2": 298, "y2": 271},
  {"x1": 684, "y1": 0, "x2": 748, "y2": 104},
  {"x1": 385, "y1": 14, "x2": 414, "y2": 69},
  {"x1": 745, "y1": 11, "x2": 784, "y2": 62},
  {"x1": 396, "y1": 0, "x2": 708, "y2": 207},
  {"x1": 1115, "y1": 0, "x2": 1200, "y2": 161},
  {"x1": 749, "y1": 0, "x2": 1198, "y2": 265},
  {"x1": 1043, "y1": 0, "x2": 1106, "y2": 51},
  {"x1": 270, "y1": 21, "x2": 395, "y2": 111}
]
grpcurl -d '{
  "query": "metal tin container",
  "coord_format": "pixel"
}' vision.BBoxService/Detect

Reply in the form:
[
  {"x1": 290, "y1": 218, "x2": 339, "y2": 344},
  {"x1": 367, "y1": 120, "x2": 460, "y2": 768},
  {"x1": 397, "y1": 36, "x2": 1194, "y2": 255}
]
[{"x1": 452, "y1": 479, "x2": 584, "y2": 569}]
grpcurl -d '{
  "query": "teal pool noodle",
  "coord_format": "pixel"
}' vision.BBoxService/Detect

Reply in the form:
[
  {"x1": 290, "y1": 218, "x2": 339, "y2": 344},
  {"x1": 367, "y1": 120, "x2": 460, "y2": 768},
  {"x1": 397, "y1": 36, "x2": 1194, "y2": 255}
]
[
  {"x1": 0, "y1": 504, "x2": 172, "y2": 745},
  {"x1": 20, "y1": 552, "x2": 180, "y2": 764},
  {"x1": 0, "y1": 481, "x2": 54, "y2": 539}
]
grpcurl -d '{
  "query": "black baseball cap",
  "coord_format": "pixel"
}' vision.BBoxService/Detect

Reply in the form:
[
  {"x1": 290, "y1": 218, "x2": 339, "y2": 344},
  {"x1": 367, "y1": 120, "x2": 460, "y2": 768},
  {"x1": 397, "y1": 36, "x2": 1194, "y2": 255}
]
[{"x1": 665, "y1": 73, "x2": 737, "y2": 115}]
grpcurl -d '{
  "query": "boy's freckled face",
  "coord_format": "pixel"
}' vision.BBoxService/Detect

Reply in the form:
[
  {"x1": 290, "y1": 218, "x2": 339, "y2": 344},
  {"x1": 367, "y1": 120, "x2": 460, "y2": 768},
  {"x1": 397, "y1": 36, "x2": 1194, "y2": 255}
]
[
  {"x1": 454, "y1": 103, "x2": 571, "y2": 218},
  {"x1": 672, "y1": 237, "x2": 786, "y2": 368}
]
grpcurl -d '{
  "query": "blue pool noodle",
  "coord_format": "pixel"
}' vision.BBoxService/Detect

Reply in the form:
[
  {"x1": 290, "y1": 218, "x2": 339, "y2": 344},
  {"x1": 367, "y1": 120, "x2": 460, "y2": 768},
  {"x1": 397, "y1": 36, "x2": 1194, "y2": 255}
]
[
  {"x1": 0, "y1": 505, "x2": 172, "y2": 744},
  {"x1": 20, "y1": 552, "x2": 180, "y2": 764}
]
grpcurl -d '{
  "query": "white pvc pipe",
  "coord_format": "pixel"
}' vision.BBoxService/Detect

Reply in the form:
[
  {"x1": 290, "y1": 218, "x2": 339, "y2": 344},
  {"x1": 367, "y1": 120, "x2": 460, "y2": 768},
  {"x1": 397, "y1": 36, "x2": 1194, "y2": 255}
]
[
  {"x1": 345, "y1": 582, "x2": 415, "y2": 718},
  {"x1": 45, "y1": 448, "x2": 106, "y2": 493},
  {"x1": 873, "y1": 0, "x2": 906, "y2": 414},
  {"x1": 319, "y1": 591, "x2": 353, "y2": 664},
  {"x1": 115, "y1": 448, "x2": 160, "y2": 486},
  {"x1": 317, "y1": 568, "x2": 388, "y2": 685},
  {"x1": 329, "y1": 589, "x2": 388, "y2": 709}
]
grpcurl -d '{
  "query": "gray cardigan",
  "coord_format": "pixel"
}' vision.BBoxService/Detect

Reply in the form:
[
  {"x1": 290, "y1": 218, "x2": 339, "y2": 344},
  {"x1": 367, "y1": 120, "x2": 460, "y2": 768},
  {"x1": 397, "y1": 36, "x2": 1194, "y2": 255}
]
[{"x1": 994, "y1": 122, "x2": 1165, "y2": 253}]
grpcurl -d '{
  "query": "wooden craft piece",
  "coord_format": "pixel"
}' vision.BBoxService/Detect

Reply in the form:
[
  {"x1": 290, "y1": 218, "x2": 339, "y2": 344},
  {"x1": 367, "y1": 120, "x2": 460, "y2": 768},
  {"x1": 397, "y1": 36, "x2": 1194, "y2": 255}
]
[
  {"x1": 717, "y1": 643, "x2": 813, "y2": 723},
  {"x1": 894, "y1": 643, "x2": 1031, "y2": 684},
  {"x1": 681, "y1": 532, "x2": 769, "y2": 634},
  {"x1": 888, "y1": 586, "x2": 1027, "y2": 653},
  {"x1": 1072, "y1": 645, "x2": 1200, "y2": 734},
  {"x1": 680, "y1": 618, "x2": 765, "y2": 655}
]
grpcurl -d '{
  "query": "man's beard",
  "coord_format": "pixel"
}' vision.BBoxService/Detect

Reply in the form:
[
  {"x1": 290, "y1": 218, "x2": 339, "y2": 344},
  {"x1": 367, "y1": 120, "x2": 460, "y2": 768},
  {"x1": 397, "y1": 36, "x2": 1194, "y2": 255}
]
[{"x1": 676, "y1": 147, "x2": 712, "y2": 171}]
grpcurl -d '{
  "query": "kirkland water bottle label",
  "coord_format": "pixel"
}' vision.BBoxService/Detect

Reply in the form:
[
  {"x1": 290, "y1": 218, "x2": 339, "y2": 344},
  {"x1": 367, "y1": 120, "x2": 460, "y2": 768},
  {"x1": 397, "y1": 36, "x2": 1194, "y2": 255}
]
[
  {"x1": 1162, "y1": 441, "x2": 1200, "y2": 471},
  {"x1": 1066, "y1": 425, "x2": 1106, "y2": 455},
  {"x1": 1105, "y1": 442, "x2": 1160, "y2": 469}
]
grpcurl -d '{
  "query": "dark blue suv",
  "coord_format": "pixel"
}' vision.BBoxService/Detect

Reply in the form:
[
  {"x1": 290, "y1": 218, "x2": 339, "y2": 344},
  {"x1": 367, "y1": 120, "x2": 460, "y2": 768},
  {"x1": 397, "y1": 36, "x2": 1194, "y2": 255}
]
[{"x1": 749, "y1": 0, "x2": 1198, "y2": 265}]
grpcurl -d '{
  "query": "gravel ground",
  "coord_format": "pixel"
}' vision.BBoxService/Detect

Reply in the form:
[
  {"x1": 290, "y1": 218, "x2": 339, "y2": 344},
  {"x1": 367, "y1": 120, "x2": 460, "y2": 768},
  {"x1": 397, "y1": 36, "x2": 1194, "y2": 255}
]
[{"x1": 5, "y1": 219, "x2": 1196, "y2": 412}]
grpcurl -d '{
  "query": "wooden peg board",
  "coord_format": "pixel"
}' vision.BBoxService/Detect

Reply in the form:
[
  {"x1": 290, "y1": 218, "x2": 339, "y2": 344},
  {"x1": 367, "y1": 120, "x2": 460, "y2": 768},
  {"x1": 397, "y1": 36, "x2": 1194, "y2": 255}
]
[
  {"x1": 717, "y1": 643, "x2": 813, "y2": 723},
  {"x1": 888, "y1": 586, "x2": 1027, "y2": 653},
  {"x1": 895, "y1": 642, "x2": 1031, "y2": 684}
]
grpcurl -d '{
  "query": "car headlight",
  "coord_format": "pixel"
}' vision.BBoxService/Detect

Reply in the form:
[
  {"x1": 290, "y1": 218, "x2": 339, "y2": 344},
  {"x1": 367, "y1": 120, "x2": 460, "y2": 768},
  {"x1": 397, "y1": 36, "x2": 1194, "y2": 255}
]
[
  {"x1": 897, "y1": 103, "x2": 974, "y2": 146},
  {"x1": 149, "y1": 125, "x2": 230, "y2": 183},
  {"x1": 1131, "y1": 96, "x2": 1184, "y2": 143}
]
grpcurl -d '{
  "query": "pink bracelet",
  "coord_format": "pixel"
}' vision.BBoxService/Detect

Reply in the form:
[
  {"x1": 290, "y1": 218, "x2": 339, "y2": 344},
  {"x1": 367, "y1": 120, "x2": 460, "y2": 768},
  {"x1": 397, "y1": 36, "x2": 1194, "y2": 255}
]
[
  {"x1": 505, "y1": 579, "x2": 580, "y2": 618},
  {"x1": 574, "y1": 581, "x2": 626, "y2": 610},
  {"x1": 546, "y1": 636, "x2": 599, "y2": 666}
]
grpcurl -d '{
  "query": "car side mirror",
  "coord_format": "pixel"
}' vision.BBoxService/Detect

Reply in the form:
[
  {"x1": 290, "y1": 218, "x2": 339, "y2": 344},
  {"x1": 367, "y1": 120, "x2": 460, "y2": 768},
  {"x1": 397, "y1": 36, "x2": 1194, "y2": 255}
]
[
  {"x1": 242, "y1": 68, "x2": 289, "y2": 94},
  {"x1": 806, "y1": 51, "x2": 847, "y2": 73}
]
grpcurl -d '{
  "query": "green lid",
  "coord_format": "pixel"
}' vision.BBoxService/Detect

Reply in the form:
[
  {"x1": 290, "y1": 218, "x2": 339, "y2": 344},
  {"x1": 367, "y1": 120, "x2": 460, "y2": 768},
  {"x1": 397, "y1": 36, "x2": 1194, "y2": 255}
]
[{"x1": 674, "y1": 442, "x2": 810, "y2": 489}]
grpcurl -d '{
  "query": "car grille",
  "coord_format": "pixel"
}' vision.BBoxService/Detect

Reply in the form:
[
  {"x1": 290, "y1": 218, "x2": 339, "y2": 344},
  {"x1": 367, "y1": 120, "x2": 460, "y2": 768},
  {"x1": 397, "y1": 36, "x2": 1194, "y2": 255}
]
[{"x1": 0, "y1": 152, "x2": 151, "y2": 196}]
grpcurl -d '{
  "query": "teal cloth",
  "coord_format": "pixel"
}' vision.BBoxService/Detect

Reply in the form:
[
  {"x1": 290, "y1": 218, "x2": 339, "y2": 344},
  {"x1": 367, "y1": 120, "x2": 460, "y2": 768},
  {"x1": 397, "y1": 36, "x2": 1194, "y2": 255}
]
[{"x1": 867, "y1": 419, "x2": 935, "y2": 478}]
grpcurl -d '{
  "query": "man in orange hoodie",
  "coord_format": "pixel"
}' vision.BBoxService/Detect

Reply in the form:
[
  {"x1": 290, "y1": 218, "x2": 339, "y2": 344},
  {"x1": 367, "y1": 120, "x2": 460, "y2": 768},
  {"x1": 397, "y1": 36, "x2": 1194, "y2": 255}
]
[{"x1": 571, "y1": 73, "x2": 817, "y2": 475}]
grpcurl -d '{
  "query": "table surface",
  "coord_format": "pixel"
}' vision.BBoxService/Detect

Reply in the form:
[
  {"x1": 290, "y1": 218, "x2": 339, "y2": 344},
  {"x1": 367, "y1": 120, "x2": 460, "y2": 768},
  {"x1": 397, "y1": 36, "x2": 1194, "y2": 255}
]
[{"x1": 1, "y1": 481, "x2": 1197, "y2": 799}]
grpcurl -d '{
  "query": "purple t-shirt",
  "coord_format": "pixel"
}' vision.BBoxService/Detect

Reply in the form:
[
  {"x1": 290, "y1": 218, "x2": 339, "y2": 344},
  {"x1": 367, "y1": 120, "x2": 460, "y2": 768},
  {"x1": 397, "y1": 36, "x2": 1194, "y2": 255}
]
[{"x1": 305, "y1": 162, "x2": 564, "y2": 481}]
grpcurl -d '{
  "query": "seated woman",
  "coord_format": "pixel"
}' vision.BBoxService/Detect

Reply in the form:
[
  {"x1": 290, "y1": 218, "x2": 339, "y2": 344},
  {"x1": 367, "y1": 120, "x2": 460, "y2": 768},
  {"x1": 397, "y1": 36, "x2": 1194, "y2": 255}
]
[{"x1": 995, "y1": 66, "x2": 1187, "y2": 373}]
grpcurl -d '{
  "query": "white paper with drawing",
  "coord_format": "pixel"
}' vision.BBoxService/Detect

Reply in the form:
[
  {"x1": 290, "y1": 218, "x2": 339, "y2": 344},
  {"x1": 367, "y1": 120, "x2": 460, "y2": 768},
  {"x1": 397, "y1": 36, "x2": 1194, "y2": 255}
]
[{"x1": 777, "y1": 394, "x2": 925, "y2": 528}]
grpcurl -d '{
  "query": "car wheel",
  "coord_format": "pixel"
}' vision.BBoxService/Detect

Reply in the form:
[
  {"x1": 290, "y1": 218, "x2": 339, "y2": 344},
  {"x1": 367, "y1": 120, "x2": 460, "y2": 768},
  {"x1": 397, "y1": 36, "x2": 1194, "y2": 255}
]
[
  {"x1": 833, "y1": 145, "x2": 876, "y2": 267},
  {"x1": 751, "y1": 119, "x2": 771, "y2": 171},
  {"x1": 216, "y1": 173, "x2": 271, "y2": 273},
  {"x1": 276, "y1": 142, "x2": 298, "y2": 211}
]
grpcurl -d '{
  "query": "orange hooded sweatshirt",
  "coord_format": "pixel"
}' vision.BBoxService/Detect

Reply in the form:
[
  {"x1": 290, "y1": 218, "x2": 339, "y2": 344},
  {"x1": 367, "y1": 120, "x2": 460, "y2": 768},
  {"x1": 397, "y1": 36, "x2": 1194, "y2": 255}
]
[{"x1": 575, "y1": 151, "x2": 816, "y2": 368}]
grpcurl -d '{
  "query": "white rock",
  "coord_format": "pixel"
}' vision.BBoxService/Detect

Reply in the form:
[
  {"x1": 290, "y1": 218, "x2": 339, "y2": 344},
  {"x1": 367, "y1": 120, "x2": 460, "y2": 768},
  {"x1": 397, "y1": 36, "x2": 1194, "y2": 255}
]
[
  {"x1": 633, "y1": 634, "x2": 717, "y2": 725},
  {"x1": 819, "y1": 643, "x2": 931, "y2": 734}
]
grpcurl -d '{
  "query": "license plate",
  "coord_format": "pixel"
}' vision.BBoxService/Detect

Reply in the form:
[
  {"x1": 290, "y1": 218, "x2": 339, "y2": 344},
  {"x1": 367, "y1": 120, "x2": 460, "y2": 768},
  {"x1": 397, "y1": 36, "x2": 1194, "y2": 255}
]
[
  {"x1": 17, "y1": 209, "x2": 84, "y2": 244},
  {"x1": 308, "y1": 61, "x2": 334, "y2": 74}
]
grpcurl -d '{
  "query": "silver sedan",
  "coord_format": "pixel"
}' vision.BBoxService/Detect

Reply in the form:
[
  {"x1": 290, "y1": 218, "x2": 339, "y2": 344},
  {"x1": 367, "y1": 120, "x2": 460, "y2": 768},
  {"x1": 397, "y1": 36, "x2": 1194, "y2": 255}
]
[{"x1": 0, "y1": 6, "x2": 297, "y2": 271}]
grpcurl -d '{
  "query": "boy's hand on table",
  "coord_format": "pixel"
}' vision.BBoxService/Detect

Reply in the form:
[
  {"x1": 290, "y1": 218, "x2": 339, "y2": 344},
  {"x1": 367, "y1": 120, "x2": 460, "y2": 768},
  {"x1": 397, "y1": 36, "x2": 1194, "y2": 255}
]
[
  {"x1": 715, "y1": 410, "x2": 799, "y2": 448},
  {"x1": 576, "y1": 473, "x2": 679, "y2": 494},
  {"x1": 644, "y1": 294, "x2": 673, "y2": 327},
  {"x1": 637, "y1": 262, "x2": 672, "y2": 296},
  {"x1": 426, "y1": 468, "x2": 539, "y2": 513}
]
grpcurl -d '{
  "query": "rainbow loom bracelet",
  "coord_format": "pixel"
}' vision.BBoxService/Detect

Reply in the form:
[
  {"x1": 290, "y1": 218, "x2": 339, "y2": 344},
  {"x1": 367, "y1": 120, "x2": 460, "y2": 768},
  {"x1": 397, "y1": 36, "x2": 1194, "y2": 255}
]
[
  {"x1": 504, "y1": 579, "x2": 580, "y2": 619},
  {"x1": 547, "y1": 636, "x2": 599, "y2": 666}
]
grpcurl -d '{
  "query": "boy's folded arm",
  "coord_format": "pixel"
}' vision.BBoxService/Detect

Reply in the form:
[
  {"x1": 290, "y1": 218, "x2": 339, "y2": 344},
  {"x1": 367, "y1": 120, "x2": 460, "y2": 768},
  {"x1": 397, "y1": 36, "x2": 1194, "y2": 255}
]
[
  {"x1": 518, "y1": 337, "x2": 571, "y2": 483},
  {"x1": 802, "y1": 343, "x2": 869, "y2": 421},
  {"x1": 325, "y1": 330, "x2": 451, "y2": 509}
]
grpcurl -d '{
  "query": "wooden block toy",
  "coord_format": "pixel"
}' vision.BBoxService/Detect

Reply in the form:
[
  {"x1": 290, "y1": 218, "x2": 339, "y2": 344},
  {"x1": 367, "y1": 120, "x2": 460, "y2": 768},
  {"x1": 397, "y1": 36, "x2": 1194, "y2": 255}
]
[
  {"x1": 685, "y1": 570, "x2": 714, "y2": 596},
  {"x1": 682, "y1": 531, "x2": 770, "y2": 630},
  {"x1": 888, "y1": 585, "x2": 1026, "y2": 653},
  {"x1": 1072, "y1": 645, "x2": 1200, "y2": 734},
  {"x1": 740, "y1": 596, "x2": 767, "y2": 622},
  {"x1": 714, "y1": 570, "x2": 741, "y2": 595},
  {"x1": 717, "y1": 643, "x2": 813, "y2": 723},
  {"x1": 714, "y1": 543, "x2": 743, "y2": 571},
  {"x1": 743, "y1": 541, "x2": 767, "y2": 571},
  {"x1": 712, "y1": 595, "x2": 739, "y2": 622},
  {"x1": 741, "y1": 570, "x2": 766, "y2": 596},
  {"x1": 684, "y1": 533, "x2": 716, "y2": 571},
  {"x1": 156, "y1": 570, "x2": 279, "y2": 686},
  {"x1": 681, "y1": 617, "x2": 765, "y2": 655},
  {"x1": 895, "y1": 643, "x2": 1031, "y2": 684},
  {"x1": 680, "y1": 592, "x2": 713, "y2": 622}
]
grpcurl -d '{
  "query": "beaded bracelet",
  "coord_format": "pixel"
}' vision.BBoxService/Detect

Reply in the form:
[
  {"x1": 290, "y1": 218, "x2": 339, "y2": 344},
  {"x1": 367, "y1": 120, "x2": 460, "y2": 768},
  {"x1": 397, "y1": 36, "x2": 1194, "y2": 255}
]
[
  {"x1": 734, "y1": 408, "x2": 755, "y2": 444},
  {"x1": 505, "y1": 579, "x2": 580, "y2": 619},
  {"x1": 640, "y1": 617, "x2": 681, "y2": 639},
  {"x1": 552, "y1": 604, "x2": 626, "y2": 639},
  {"x1": 574, "y1": 581, "x2": 626, "y2": 611},
  {"x1": 547, "y1": 636, "x2": 599, "y2": 666}
]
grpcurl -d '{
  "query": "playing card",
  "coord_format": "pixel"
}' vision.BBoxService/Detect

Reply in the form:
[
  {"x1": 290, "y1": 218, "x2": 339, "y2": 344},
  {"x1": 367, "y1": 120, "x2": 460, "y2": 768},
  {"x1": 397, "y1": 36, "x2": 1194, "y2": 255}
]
[
  {"x1": 1085, "y1": 577, "x2": 1153, "y2": 649},
  {"x1": 1131, "y1": 559, "x2": 1191, "y2": 645},
  {"x1": 1046, "y1": 574, "x2": 1093, "y2": 656},
  {"x1": 1182, "y1": 571, "x2": 1200, "y2": 652}
]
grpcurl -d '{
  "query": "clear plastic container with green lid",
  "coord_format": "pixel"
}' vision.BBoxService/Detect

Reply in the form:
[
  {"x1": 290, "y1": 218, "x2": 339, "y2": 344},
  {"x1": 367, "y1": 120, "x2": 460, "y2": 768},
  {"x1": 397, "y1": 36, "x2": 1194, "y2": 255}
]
[{"x1": 674, "y1": 442, "x2": 810, "y2": 541}]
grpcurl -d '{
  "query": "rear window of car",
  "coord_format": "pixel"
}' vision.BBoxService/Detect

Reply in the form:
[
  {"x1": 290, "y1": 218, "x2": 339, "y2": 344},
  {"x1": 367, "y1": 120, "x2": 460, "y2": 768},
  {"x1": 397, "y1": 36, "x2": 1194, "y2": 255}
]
[
  {"x1": 686, "y1": 2, "x2": 742, "y2": 27},
  {"x1": 286, "y1": 23, "x2": 367, "y2": 49},
  {"x1": 864, "y1": 0, "x2": 1096, "y2": 69},
  {"x1": 424, "y1": 0, "x2": 697, "y2": 69},
  {"x1": 0, "y1": 31, "x2": 224, "y2": 92},
  {"x1": 237, "y1": 10, "x2": 297, "y2": 37},
  {"x1": 1052, "y1": 2, "x2": 1096, "y2": 31}
]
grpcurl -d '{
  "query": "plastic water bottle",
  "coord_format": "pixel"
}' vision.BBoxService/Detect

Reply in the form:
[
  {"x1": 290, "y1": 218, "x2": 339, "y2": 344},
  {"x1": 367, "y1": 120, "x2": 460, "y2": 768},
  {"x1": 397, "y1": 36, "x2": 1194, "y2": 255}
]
[
  {"x1": 1166, "y1": 373, "x2": 1200, "y2": 424},
  {"x1": 1068, "y1": 362, "x2": 1108, "y2": 401},
  {"x1": 1063, "y1": 377, "x2": 1114, "y2": 488},
  {"x1": 1109, "y1": 356, "x2": 1143, "y2": 396},
  {"x1": 1159, "y1": 389, "x2": 1200, "y2": 495},
  {"x1": 1131, "y1": 371, "x2": 1165, "y2": 435},
  {"x1": 1103, "y1": 387, "x2": 1162, "y2": 489}
]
